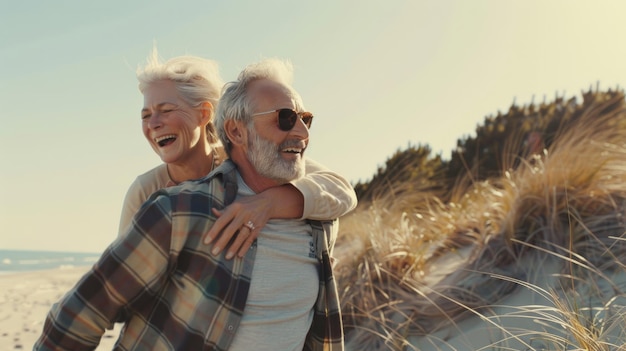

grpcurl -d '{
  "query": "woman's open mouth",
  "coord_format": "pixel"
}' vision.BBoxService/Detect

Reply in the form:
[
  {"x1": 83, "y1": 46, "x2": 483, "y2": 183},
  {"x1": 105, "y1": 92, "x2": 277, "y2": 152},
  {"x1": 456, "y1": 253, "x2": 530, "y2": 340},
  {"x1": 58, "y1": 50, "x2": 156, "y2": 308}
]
[{"x1": 155, "y1": 134, "x2": 177, "y2": 147}]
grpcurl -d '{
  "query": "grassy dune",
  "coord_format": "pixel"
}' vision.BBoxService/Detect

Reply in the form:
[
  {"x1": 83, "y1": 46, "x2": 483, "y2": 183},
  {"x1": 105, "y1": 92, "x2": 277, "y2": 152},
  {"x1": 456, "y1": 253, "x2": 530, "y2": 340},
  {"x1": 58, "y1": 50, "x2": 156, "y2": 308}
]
[{"x1": 337, "y1": 91, "x2": 626, "y2": 350}]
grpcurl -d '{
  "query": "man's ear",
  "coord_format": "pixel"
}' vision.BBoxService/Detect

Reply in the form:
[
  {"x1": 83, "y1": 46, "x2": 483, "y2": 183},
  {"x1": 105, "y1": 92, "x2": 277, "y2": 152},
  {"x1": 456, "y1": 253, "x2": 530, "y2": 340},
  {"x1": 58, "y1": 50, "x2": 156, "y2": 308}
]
[{"x1": 224, "y1": 120, "x2": 247, "y2": 146}]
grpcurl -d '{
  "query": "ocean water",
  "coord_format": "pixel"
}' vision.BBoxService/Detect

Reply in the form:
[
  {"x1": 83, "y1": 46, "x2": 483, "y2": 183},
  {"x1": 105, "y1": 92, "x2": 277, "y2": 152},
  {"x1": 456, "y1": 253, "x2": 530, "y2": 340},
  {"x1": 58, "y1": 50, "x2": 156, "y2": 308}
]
[{"x1": 0, "y1": 249, "x2": 100, "y2": 274}]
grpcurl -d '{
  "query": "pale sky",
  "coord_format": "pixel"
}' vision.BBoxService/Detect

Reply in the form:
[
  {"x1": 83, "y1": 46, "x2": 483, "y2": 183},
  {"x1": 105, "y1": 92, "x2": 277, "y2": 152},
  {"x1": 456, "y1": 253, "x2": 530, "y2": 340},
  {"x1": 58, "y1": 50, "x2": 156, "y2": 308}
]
[{"x1": 2, "y1": 0, "x2": 626, "y2": 253}]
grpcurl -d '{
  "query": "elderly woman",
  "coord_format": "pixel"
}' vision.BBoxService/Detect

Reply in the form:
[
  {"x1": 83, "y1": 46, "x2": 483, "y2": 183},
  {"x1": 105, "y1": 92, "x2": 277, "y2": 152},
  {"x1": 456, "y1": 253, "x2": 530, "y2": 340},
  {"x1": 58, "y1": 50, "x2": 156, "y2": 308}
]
[{"x1": 119, "y1": 49, "x2": 357, "y2": 259}]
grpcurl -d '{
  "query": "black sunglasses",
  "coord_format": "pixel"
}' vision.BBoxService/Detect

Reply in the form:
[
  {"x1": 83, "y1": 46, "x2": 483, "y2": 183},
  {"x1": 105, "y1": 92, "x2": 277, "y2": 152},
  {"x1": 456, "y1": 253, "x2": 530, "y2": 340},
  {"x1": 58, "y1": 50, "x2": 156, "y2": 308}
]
[{"x1": 251, "y1": 108, "x2": 313, "y2": 131}]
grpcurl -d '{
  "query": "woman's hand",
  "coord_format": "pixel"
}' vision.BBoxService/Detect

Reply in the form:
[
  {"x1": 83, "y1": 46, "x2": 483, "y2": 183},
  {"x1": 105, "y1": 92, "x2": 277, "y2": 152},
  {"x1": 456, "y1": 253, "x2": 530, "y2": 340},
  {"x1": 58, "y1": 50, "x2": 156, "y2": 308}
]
[
  {"x1": 204, "y1": 196, "x2": 271, "y2": 259},
  {"x1": 203, "y1": 185, "x2": 304, "y2": 259}
]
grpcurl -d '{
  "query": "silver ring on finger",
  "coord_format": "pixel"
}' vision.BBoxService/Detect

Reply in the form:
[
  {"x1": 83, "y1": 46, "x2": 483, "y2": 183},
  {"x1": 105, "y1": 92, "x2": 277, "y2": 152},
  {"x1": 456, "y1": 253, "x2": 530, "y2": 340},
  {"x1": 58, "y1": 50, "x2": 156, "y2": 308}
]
[{"x1": 243, "y1": 220, "x2": 255, "y2": 231}]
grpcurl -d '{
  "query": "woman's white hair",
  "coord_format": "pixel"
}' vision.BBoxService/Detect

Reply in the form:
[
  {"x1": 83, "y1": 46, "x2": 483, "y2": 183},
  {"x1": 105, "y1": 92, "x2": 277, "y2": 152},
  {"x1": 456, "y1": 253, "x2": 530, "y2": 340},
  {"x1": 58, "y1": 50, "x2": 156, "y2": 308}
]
[{"x1": 136, "y1": 47, "x2": 224, "y2": 143}]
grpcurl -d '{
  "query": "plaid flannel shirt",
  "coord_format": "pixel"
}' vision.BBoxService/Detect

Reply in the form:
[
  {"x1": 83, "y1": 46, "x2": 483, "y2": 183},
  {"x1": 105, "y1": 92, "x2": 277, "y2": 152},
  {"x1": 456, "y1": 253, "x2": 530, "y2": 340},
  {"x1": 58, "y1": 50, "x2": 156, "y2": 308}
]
[{"x1": 34, "y1": 160, "x2": 344, "y2": 350}]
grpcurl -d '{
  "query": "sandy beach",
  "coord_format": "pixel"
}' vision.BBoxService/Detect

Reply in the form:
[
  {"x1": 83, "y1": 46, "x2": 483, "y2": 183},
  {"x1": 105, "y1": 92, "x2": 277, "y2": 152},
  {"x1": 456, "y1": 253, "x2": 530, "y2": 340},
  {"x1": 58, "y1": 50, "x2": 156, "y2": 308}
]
[
  {"x1": 6, "y1": 259, "x2": 626, "y2": 350},
  {"x1": 3, "y1": 255, "x2": 626, "y2": 350},
  {"x1": 0, "y1": 267, "x2": 120, "y2": 351},
  {"x1": 0, "y1": 248, "x2": 626, "y2": 351}
]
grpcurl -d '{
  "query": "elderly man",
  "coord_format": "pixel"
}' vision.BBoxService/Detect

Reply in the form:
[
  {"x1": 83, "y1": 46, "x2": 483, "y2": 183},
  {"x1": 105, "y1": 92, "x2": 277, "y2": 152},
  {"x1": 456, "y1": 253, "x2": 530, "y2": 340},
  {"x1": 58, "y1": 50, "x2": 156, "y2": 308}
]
[{"x1": 34, "y1": 59, "x2": 349, "y2": 351}]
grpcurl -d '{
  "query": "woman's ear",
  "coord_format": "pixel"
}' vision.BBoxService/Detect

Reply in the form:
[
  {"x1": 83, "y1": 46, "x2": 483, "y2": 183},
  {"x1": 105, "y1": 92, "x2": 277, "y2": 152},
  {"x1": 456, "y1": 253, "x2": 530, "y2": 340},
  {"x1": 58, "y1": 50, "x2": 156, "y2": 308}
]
[
  {"x1": 224, "y1": 119, "x2": 247, "y2": 147},
  {"x1": 199, "y1": 102, "x2": 213, "y2": 124}
]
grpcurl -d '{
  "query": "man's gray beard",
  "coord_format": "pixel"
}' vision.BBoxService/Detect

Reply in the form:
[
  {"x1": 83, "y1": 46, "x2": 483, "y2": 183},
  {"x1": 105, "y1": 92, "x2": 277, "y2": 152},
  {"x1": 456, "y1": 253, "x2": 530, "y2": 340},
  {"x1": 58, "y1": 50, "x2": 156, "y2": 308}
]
[{"x1": 246, "y1": 128, "x2": 305, "y2": 184}]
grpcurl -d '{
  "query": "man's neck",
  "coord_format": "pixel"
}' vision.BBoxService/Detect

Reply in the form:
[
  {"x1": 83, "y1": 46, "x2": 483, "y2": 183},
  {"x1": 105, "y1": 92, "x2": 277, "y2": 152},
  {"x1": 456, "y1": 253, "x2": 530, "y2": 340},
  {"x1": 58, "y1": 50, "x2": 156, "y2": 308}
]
[
  {"x1": 236, "y1": 162, "x2": 281, "y2": 193},
  {"x1": 230, "y1": 152, "x2": 281, "y2": 193}
]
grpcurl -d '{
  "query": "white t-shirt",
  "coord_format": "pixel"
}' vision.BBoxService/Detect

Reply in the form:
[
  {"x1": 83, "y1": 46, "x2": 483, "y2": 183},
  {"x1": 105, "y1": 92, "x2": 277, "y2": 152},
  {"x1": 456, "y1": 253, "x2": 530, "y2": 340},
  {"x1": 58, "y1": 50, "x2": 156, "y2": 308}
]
[{"x1": 228, "y1": 173, "x2": 319, "y2": 351}]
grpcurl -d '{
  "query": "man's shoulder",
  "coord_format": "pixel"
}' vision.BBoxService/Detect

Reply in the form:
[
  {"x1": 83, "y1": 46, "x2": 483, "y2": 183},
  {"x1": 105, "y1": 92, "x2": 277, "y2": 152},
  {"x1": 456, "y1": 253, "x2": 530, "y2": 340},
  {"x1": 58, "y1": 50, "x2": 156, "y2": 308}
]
[
  {"x1": 156, "y1": 160, "x2": 239, "y2": 202},
  {"x1": 307, "y1": 218, "x2": 339, "y2": 229}
]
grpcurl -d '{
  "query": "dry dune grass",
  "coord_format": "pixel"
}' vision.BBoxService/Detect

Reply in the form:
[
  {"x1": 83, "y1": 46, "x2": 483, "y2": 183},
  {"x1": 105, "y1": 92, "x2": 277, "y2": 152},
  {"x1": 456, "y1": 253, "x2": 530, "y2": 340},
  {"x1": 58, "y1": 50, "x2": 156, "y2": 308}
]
[{"x1": 336, "y1": 91, "x2": 626, "y2": 350}]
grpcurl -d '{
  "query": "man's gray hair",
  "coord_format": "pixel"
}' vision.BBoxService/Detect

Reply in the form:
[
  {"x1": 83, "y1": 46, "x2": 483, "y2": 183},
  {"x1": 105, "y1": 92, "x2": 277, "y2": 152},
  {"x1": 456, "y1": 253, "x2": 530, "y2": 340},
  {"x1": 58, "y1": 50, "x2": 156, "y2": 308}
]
[{"x1": 214, "y1": 58, "x2": 305, "y2": 155}]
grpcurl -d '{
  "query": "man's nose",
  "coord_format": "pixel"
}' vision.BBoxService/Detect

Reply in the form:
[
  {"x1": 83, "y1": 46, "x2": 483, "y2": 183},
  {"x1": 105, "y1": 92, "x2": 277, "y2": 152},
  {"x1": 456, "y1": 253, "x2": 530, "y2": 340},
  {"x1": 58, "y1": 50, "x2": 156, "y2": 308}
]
[{"x1": 289, "y1": 116, "x2": 310, "y2": 139}]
